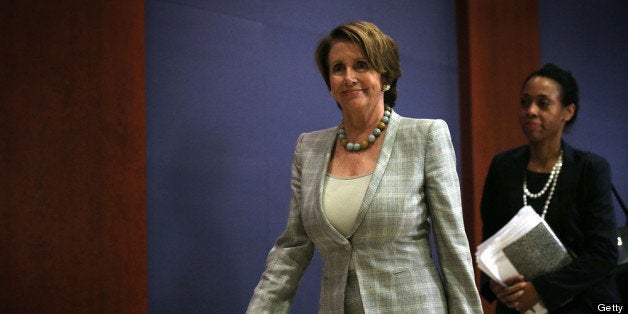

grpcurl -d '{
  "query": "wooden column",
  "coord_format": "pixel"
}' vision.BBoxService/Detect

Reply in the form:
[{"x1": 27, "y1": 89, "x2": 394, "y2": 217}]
[
  {"x1": 456, "y1": 0, "x2": 540, "y2": 312},
  {"x1": 0, "y1": 1, "x2": 147, "y2": 313}
]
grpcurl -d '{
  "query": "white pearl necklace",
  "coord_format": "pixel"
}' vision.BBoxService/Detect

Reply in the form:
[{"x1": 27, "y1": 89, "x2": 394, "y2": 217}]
[{"x1": 523, "y1": 150, "x2": 563, "y2": 219}]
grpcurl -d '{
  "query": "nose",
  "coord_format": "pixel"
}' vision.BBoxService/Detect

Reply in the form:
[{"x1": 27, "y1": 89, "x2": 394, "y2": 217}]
[
  {"x1": 523, "y1": 102, "x2": 539, "y2": 116},
  {"x1": 344, "y1": 68, "x2": 357, "y2": 86}
]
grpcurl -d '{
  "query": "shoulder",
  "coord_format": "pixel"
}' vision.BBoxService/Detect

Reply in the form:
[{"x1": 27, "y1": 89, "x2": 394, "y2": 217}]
[
  {"x1": 562, "y1": 141, "x2": 611, "y2": 172},
  {"x1": 394, "y1": 115, "x2": 450, "y2": 139},
  {"x1": 563, "y1": 142, "x2": 609, "y2": 164},
  {"x1": 396, "y1": 115, "x2": 448, "y2": 130},
  {"x1": 489, "y1": 145, "x2": 528, "y2": 170},
  {"x1": 293, "y1": 126, "x2": 336, "y2": 157},
  {"x1": 298, "y1": 126, "x2": 337, "y2": 143}
]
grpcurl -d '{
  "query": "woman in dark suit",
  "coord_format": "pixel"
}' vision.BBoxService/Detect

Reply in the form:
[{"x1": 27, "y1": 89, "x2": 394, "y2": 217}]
[
  {"x1": 247, "y1": 21, "x2": 482, "y2": 313},
  {"x1": 479, "y1": 63, "x2": 619, "y2": 313}
]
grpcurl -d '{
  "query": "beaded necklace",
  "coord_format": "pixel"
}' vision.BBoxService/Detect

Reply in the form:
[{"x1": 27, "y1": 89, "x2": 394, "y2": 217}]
[
  {"x1": 522, "y1": 150, "x2": 563, "y2": 219},
  {"x1": 337, "y1": 106, "x2": 392, "y2": 152}
]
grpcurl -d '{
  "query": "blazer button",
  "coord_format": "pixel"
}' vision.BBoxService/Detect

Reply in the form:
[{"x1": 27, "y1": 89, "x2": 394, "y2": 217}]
[{"x1": 344, "y1": 244, "x2": 352, "y2": 251}]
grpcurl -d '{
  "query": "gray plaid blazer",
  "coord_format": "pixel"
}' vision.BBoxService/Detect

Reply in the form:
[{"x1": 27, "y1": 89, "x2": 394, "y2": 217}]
[{"x1": 247, "y1": 111, "x2": 482, "y2": 313}]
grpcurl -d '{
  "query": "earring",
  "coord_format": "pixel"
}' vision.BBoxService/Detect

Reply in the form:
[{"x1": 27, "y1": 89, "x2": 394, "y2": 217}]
[{"x1": 382, "y1": 84, "x2": 390, "y2": 92}]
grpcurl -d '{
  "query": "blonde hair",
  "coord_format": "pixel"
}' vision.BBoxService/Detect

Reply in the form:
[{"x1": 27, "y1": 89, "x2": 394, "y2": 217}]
[{"x1": 315, "y1": 21, "x2": 402, "y2": 107}]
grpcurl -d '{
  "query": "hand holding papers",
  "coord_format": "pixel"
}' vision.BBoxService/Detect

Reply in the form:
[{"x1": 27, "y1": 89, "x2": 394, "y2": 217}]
[{"x1": 476, "y1": 206, "x2": 573, "y2": 286}]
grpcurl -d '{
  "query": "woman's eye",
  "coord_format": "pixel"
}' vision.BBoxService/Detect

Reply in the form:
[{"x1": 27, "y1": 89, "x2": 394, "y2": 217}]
[
  {"x1": 538, "y1": 100, "x2": 549, "y2": 108},
  {"x1": 331, "y1": 64, "x2": 344, "y2": 73},
  {"x1": 520, "y1": 98, "x2": 530, "y2": 107},
  {"x1": 356, "y1": 61, "x2": 369, "y2": 71}
]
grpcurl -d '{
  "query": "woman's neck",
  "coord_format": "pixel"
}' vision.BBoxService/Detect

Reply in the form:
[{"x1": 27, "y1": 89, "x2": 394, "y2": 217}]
[
  {"x1": 341, "y1": 105, "x2": 384, "y2": 139},
  {"x1": 528, "y1": 140, "x2": 562, "y2": 173}
]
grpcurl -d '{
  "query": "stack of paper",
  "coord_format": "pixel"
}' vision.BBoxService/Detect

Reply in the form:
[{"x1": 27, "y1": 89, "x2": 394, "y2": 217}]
[{"x1": 476, "y1": 206, "x2": 572, "y2": 286}]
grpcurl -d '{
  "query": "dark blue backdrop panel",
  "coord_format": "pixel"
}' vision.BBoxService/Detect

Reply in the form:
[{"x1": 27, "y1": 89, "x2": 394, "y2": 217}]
[
  {"x1": 147, "y1": 2, "x2": 270, "y2": 313},
  {"x1": 539, "y1": 0, "x2": 628, "y2": 225},
  {"x1": 148, "y1": 0, "x2": 628, "y2": 313},
  {"x1": 147, "y1": 0, "x2": 460, "y2": 313}
]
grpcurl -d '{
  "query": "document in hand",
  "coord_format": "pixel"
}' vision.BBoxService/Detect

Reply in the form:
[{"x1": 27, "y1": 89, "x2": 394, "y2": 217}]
[{"x1": 476, "y1": 206, "x2": 573, "y2": 286}]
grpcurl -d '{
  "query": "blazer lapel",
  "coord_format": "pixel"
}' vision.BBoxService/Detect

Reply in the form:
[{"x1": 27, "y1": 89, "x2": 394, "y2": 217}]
[
  {"x1": 549, "y1": 141, "x2": 577, "y2": 221},
  {"x1": 507, "y1": 146, "x2": 529, "y2": 213},
  {"x1": 348, "y1": 111, "x2": 400, "y2": 237},
  {"x1": 309, "y1": 127, "x2": 352, "y2": 244}
]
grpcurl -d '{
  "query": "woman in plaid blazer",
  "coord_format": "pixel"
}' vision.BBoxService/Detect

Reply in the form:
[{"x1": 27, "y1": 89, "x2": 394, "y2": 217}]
[{"x1": 247, "y1": 21, "x2": 481, "y2": 314}]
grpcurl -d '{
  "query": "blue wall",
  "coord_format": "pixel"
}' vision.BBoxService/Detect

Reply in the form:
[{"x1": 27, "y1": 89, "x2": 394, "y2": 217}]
[
  {"x1": 538, "y1": 1, "x2": 628, "y2": 225},
  {"x1": 146, "y1": 1, "x2": 627, "y2": 313}
]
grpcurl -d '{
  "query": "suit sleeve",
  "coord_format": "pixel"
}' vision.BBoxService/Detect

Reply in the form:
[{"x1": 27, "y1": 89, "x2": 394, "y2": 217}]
[
  {"x1": 478, "y1": 157, "x2": 502, "y2": 302},
  {"x1": 531, "y1": 155, "x2": 617, "y2": 310},
  {"x1": 424, "y1": 119, "x2": 483, "y2": 313},
  {"x1": 246, "y1": 134, "x2": 315, "y2": 313}
]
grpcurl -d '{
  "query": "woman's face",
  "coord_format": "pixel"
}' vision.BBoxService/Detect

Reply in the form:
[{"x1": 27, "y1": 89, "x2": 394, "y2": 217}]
[
  {"x1": 518, "y1": 76, "x2": 574, "y2": 143},
  {"x1": 328, "y1": 40, "x2": 384, "y2": 111}
]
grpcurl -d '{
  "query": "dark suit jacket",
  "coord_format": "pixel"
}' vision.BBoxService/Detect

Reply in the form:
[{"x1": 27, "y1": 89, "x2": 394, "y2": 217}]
[{"x1": 479, "y1": 141, "x2": 619, "y2": 313}]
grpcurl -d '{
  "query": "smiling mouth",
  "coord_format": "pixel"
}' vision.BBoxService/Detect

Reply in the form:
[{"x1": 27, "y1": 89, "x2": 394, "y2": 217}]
[
  {"x1": 523, "y1": 122, "x2": 541, "y2": 130},
  {"x1": 343, "y1": 89, "x2": 363, "y2": 94}
]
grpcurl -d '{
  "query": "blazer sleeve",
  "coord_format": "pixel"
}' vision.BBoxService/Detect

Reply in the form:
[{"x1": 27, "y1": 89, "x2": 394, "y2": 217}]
[
  {"x1": 531, "y1": 153, "x2": 617, "y2": 310},
  {"x1": 246, "y1": 134, "x2": 315, "y2": 313},
  {"x1": 424, "y1": 120, "x2": 483, "y2": 313},
  {"x1": 478, "y1": 156, "x2": 503, "y2": 302}
]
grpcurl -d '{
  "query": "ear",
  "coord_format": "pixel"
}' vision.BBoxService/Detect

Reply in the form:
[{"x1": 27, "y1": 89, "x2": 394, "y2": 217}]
[{"x1": 563, "y1": 103, "x2": 576, "y2": 122}]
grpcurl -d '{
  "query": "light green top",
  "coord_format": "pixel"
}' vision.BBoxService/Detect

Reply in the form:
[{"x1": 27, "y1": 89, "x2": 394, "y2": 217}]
[{"x1": 323, "y1": 172, "x2": 372, "y2": 237}]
